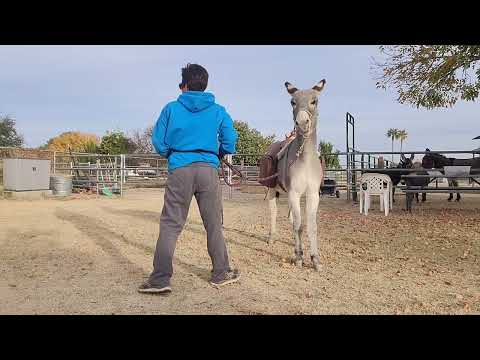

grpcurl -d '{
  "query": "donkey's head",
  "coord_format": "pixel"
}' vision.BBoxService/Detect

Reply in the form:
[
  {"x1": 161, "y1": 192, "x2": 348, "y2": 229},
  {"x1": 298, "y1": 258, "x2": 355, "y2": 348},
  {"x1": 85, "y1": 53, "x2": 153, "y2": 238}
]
[
  {"x1": 398, "y1": 153, "x2": 415, "y2": 169},
  {"x1": 285, "y1": 80, "x2": 326, "y2": 136}
]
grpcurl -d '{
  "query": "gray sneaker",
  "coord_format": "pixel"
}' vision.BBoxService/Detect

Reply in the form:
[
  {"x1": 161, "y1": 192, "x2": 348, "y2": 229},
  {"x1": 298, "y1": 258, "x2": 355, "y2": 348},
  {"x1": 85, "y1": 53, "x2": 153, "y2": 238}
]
[
  {"x1": 209, "y1": 269, "x2": 241, "y2": 288},
  {"x1": 138, "y1": 281, "x2": 172, "y2": 294}
]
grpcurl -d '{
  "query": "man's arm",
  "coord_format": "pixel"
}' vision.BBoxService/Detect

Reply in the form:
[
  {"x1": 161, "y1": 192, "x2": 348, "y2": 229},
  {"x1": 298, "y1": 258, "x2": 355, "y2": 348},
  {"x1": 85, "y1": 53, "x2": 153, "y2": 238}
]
[
  {"x1": 218, "y1": 111, "x2": 238, "y2": 157},
  {"x1": 151, "y1": 107, "x2": 170, "y2": 157}
]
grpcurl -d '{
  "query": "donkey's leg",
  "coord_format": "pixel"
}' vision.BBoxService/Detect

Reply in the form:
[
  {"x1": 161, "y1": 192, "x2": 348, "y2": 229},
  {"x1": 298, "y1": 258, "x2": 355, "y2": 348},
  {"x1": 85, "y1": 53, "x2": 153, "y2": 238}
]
[
  {"x1": 447, "y1": 180, "x2": 453, "y2": 201},
  {"x1": 306, "y1": 190, "x2": 321, "y2": 271},
  {"x1": 406, "y1": 193, "x2": 413, "y2": 212},
  {"x1": 267, "y1": 189, "x2": 278, "y2": 244},
  {"x1": 453, "y1": 180, "x2": 461, "y2": 201},
  {"x1": 359, "y1": 191, "x2": 364, "y2": 214},
  {"x1": 288, "y1": 191, "x2": 303, "y2": 267}
]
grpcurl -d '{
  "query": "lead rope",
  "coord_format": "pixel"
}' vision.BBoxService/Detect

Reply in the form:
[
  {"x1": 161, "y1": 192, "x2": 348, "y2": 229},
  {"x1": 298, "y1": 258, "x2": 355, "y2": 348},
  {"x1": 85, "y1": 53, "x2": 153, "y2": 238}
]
[
  {"x1": 219, "y1": 158, "x2": 243, "y2": 235},
  {"x1": 296, "y1": 134, "x2": 308, "y2": 157},
  {"x1": 219, "y1": 157, "x2": 244, "y2": 187},
  {"x1": 295, "y1": 109, "x2": 314, "y2": 158}
]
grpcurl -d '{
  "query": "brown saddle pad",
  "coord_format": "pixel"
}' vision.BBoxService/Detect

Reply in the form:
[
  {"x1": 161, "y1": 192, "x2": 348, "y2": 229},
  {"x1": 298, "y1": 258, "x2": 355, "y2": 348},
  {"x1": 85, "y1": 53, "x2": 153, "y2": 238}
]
[
  {"x1": 258, "y1": 139, "x2": 295, "y2": 191},
  {"x1": 258, "y1": 140, "x2": 286, "y2": 188}
]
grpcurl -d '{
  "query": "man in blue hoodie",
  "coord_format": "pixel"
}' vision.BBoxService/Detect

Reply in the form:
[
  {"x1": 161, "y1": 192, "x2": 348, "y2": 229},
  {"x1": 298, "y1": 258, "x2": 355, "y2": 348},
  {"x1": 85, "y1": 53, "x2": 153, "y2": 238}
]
[{"x1": 138, "y1": 64, "x2": 240, "y2": 294}]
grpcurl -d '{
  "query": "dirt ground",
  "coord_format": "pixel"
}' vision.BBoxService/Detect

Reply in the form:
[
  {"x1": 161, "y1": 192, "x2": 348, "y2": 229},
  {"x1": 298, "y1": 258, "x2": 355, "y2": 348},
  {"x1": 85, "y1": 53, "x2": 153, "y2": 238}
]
[{"x1": 1, "y1": 187, "x2": 479, "y2": 314}]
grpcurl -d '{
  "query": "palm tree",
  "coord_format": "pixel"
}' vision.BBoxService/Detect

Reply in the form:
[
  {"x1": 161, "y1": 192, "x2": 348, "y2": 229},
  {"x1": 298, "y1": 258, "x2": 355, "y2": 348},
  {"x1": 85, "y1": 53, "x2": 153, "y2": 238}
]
[
  {"x1": 386, "y1": 128, "x2": 399, "y2": 163},
  {"x1": 397, "y1": 129, "x2": 408, "y2": 153}
]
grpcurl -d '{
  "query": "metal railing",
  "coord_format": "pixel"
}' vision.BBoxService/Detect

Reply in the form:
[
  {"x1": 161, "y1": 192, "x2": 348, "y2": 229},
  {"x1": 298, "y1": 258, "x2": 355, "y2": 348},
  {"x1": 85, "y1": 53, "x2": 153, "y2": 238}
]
[
  {"x1": 4, "y1": 147, "x2": 478, "y2": 200},
  {"x1": 52, "y1": 152, "x2": 238, "y2": 196},
  {"x1": 343, "y1": 149, "x2": 480, "y2": 202}
]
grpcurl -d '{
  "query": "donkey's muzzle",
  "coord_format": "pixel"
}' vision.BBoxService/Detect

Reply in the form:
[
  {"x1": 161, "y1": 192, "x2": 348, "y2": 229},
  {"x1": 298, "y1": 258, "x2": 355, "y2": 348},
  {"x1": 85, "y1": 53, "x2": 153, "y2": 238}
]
[{"x1": 295, "y1": 110, "x2": 311, "y2": 133}]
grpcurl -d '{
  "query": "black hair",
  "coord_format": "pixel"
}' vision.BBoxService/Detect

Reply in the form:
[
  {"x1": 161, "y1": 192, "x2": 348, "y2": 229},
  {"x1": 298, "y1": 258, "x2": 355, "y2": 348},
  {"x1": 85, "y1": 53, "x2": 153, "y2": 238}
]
[{"x1": 179, "y1": 63, "x2": 209, "y2": 91}]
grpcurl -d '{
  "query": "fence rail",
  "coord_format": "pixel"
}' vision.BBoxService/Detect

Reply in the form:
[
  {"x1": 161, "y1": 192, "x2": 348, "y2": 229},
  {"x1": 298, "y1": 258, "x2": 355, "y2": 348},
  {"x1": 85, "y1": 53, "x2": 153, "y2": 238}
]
[{"x1": 2, "y1": 147, "x2": 479, "y2": 199}]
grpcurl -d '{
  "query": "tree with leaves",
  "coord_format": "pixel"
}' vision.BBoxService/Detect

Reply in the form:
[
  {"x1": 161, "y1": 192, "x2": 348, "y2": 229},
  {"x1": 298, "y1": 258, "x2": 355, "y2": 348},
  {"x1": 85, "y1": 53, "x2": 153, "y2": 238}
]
[
  {"x1": 386, "y1": 128, "x2": 400, "y2": 162},
  {"x1": 233, "y1": 120, "x2": 275, "y2": 165},
  {"x1": 318, "y1": 141, "x2": 340, "y2": 169},
  {"x1": 374, "y1": 45, "x2": 480, "y2": 109},
  {"x1": 397, "y1": 129, "x2": 408, "y2": 153},
  {"x1": 98, "y1": 130, "x2": 136, "y2": 155},
  {"x1": 43, "y1": 131, "x2": 99, "y2": 152},
  {"x1": 0, "y1": 115, "x2": 24, "y2": 147}
]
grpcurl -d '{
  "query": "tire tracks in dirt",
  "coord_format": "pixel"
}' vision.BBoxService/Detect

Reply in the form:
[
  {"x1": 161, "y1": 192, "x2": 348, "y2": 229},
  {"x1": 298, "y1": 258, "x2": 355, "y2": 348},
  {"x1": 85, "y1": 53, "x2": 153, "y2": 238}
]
[
  {"x1": 101, "y1": 207, "x2": 289, "y2": 263},
  {"x1": 54, "y1": 208, "x2": 149, "y2": 278}
]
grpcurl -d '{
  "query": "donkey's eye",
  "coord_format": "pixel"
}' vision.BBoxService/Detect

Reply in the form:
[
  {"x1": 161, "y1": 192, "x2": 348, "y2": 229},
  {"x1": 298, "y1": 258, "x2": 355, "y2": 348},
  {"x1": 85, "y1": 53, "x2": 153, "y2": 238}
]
[
  {"x1": 310, "y1": 100, "x2": 317, "y2": 105},
  {"x1": 291, "y1": 100, "x2": 296, "y2": 107}
]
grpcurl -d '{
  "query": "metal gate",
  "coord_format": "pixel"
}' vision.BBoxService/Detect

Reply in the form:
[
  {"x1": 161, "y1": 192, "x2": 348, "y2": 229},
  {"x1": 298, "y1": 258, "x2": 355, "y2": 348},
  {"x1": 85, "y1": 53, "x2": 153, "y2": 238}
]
[{"x1": 345, "y1": 112, "x2": 357, "y2": 202}]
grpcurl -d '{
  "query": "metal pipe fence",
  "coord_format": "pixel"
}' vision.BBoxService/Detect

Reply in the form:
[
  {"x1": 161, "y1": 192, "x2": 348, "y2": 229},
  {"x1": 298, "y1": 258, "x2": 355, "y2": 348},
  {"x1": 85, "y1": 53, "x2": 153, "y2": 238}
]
[
  {"x1": 4, "y1": 147, "x2": 479, "y2": 200},
  {"x1": 342, "y1": 149, "x2": 480, "y2": 202}
]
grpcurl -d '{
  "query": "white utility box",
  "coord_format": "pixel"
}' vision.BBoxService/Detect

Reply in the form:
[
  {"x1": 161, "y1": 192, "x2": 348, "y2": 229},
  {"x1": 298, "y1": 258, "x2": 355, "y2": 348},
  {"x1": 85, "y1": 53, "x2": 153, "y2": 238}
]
[{"x1": 3, "y1": 159, "x2": 51, "y2": 191}]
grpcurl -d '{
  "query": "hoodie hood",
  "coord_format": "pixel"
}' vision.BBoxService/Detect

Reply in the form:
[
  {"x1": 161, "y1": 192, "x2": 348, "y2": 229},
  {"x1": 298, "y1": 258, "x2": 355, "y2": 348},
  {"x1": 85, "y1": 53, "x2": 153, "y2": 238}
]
[{"x1": 178, "y1": 91, "x2": 215, "y2": 113}]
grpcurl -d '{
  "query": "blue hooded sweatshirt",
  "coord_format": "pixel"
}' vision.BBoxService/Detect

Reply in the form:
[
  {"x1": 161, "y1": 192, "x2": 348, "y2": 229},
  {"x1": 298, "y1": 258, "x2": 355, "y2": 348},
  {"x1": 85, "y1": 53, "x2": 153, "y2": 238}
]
[{"x1": 151, "y1": 91, "x2": 238, "y2": 172}]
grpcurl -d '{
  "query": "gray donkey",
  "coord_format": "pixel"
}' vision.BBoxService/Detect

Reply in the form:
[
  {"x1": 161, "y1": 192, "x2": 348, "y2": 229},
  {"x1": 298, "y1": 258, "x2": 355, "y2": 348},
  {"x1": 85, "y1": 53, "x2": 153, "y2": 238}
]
[{"x1": 266, "y1": 80, "x2": 325, "y2": 271}]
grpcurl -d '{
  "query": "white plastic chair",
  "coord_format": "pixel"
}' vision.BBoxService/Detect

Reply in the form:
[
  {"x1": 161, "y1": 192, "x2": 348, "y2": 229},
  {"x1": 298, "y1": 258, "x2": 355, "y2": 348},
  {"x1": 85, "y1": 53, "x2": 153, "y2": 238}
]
[{"x1": 359, "y1": 173, "x2": 392, "y2": 216}]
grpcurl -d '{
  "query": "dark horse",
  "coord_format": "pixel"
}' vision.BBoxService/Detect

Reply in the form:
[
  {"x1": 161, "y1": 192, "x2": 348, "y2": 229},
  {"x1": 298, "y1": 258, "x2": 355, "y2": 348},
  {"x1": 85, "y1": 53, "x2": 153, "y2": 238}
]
[
  {"x1": 388, "y1": 154, "x2": 428, "y2": 202},
  {"x1": 421, "y1": 148, "x2": 480, "y2": 201},
  {"x1": 389, "y1": 153, "x2": 428, "y2": 203},
  {"x1": 411, "y1": 160, "x2": 429, "y2": 203}
]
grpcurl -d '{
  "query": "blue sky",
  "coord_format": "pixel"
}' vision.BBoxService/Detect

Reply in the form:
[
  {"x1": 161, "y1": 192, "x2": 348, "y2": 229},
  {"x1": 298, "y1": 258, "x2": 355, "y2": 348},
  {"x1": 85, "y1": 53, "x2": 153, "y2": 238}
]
[{"x1": 1, "y1": 45, "x2": 479, "y2": 153}]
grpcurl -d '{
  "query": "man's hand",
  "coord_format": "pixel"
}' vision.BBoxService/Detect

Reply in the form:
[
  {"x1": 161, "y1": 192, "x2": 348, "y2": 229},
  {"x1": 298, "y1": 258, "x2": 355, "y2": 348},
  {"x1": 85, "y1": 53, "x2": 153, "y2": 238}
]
[{"x1": 285, "y1": 129, "x2": 296, "y2": 140}]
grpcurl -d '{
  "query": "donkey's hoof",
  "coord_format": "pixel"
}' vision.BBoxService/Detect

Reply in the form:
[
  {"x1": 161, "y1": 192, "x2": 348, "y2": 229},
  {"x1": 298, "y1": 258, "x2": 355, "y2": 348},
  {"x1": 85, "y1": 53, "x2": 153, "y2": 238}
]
[
  {"x1": 267, "y1": 233, "x2": 278, "y2": 245},
  {"x1": 311, "y1": 256, "x2": 321, "y2": 272}
]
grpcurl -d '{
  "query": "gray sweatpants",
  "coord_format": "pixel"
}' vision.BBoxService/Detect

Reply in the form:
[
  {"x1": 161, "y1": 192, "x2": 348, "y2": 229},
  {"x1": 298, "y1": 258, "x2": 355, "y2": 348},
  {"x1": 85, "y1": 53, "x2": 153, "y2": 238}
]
[{"x1": 148, "y1": 162, "x2": 230, "y2": 287}]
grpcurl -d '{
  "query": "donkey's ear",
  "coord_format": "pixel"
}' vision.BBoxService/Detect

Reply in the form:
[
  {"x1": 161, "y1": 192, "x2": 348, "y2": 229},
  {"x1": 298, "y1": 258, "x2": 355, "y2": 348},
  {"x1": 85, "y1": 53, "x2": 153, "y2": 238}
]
[
  {"x1": 400, "y1": 154, "x2": 406, "y2": 161},
  {"x1": 285, "y1": 82, "x2": 298, "y2": 94},
  {"x1": 312, "y1": 79, "x2": 326, "y2": 93},
  {"x1": 410, "y1": 154, "x2": 415, "y2": 160},
  {"x1": 425, "y1": 148, "x2": 430, "y2": 152}
]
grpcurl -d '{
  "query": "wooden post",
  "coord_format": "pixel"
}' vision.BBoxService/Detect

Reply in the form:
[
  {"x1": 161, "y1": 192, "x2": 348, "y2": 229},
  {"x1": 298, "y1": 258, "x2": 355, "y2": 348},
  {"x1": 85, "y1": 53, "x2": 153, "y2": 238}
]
[{"x1": 378, "y1": 156, "x2": 385, "y2": 169}]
